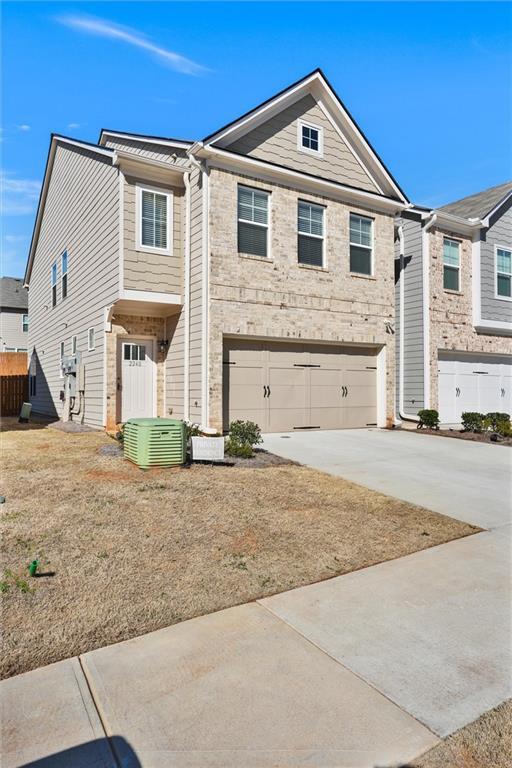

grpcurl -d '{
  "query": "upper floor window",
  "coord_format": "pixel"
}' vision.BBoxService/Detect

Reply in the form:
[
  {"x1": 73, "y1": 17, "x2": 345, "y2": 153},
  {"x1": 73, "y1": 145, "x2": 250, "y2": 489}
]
[
  {"x1": 298, "y1": 120, "x2": 323, "y2": 156},
  {"x1": 350, "y1": 214, "x2": 373, "y2": 275},
  {"x1": 51, "y1": 262, "x2": 57, "y2": 307},
  {"x1": 87, "y1": 327, "x2": 95, "y2": 351},
  {"x1": 71, "y1": 335, "x2": 77, "y2": 355},
  {"x1": 61, "y1": 251, "x2": 68, "y2": 300},
  {"x1": 443, "y1": 238, "x2": 460, "y2": 291},
  {"x1": 137, "y1": 186, "x2": 172, "y2": 254},
  {"x1": 22, "y1": 314, "x2": 28, "y2": 333},
  {"x1": 237, "y1": 185, "x2": 269, "y2": 258},
  {"x1": 298, "y1": 201, "x2": 324, "y2": 267},
  {"x1": 496, "y1": 247, "x2": 511, "y2": 299}
]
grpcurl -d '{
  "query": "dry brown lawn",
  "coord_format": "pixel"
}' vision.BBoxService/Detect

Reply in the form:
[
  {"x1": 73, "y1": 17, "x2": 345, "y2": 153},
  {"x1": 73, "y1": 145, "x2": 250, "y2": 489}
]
[
  {"x1": 414, "y1": 699, "x2": 512, "y2": 768},
  {"x1": 0, "y1": 419, "x2": 478, "y2": 679}
]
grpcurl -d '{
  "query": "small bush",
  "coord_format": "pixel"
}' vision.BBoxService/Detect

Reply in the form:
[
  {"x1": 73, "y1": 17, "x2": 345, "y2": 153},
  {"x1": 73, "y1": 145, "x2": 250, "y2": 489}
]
[
  {"x1": 225, "y1": 438, "x2": 254, "y2": 458},
  {"x1": 461, "y1": 412, "x2": 484, "y2": 432},
  {"x1": 228, "y1": 420, "x2": 262, "y2": 448},
  {"x1": 417, "y1": 409, "x2": 440, "y2": 429},
  {"x1": 184, "y1": 421, "x2": 201, "y2": 442},
  {"x1": 115, "y1": 424, "x2": 125, "y2": 443},
  {"x1": 494, "y1": 419, "x2": 512, "y2": 438},
  {"x1": 485, "y1": 412, "x2": 510, "y2": 432}
]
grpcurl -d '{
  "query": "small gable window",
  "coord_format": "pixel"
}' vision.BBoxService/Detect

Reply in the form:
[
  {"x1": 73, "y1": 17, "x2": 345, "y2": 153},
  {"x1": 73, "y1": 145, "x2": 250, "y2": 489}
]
[
  {"x1": 298, "y1": 121, "x2": 323, "y2": 156},
  {"x1": 496, "y1": 247, "x2": 511, "y2": 299}
]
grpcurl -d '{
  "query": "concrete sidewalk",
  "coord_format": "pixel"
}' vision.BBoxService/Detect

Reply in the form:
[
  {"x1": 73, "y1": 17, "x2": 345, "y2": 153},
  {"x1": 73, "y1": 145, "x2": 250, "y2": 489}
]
[{"x1": 262, "y1": 428, "x2": 512, "y2": 529}]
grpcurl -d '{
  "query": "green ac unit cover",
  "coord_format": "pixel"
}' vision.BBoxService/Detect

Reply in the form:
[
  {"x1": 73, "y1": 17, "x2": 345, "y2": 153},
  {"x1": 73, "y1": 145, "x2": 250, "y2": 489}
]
[{"x1": 123, "y1": 418, "x2": 186, "y2": 469}]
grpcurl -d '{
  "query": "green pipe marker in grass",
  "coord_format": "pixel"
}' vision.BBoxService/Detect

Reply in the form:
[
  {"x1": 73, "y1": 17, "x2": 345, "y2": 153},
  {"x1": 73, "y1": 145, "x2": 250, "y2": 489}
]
[{"x1": 28, "y1": 560, "x2": 39, "y2": 577}]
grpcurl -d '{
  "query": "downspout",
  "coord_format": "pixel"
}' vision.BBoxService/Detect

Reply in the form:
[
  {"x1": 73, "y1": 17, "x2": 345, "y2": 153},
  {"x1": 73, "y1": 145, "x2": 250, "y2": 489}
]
[
  {"x1": 422, "y1": 213, "x2": 437, "y2": 410},
  {"x1": 183, "y1": 170, "x2": 191, "y2": 421},
  {"x1": 397, "y1": 222, "x2": 420, "y2": 423}
]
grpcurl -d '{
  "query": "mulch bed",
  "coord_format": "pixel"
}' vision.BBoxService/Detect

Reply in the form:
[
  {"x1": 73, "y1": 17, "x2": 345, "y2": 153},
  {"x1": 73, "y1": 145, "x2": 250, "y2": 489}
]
[{"x1": 415, "y1": 428, "x2": 512, "y2": 447}]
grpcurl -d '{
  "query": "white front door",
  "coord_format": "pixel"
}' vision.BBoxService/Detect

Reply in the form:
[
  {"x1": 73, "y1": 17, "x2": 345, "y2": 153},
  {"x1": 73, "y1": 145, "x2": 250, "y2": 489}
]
[
  {"x1": 438, "y1": 353, "x2": 512, "y2": 424},
  {"x1": 119, "y1": 339, "x2": 155, "y2": 422}
]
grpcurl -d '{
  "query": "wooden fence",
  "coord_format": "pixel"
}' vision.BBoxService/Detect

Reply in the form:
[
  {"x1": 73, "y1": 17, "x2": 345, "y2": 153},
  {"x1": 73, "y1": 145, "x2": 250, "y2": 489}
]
[{"x1": 0, "y1": 353, "x2": 29, "y2": 416}]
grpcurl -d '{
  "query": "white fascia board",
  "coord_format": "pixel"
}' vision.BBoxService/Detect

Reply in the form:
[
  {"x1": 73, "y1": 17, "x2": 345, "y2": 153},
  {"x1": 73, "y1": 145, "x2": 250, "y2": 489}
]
[
  {"x1": 433, "y1": 211, "x2": 483, "y2": 236},
  {"x1": 201, "y1": 145, "x2": 408, "y2": 214},
  {"x1": 24, "y1": 136, "x2": 116, "y2": 286},
  {"x1": 100, "y1": 130, "x2": 192, "y2": 150},
  {"x1": 474, "y1": 319, "x2": 512, "y2": 336},
  {"x1": 118, "y1": 289, "x2": 182, "y2": 304}
]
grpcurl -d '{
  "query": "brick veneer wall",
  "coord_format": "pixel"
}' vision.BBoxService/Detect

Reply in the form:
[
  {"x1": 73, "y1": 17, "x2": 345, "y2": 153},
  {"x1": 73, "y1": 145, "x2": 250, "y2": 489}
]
[
  {"x1": 428, "y1": 228, "x2": 511, "y2": 409},
  {"x1": 207, "y1": 167, "x2": 397, "y2": 431},
  {"x1": 105, "y1": 313, "x2": 166, "y2": 429}
]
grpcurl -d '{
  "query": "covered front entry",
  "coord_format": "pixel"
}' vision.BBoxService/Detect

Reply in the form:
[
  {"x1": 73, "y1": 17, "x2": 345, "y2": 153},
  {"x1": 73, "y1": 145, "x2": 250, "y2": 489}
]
[
  {"x1": 223, "y1": 339, "x2": 378, "y2": 433},
  {"x1": 438, "y1": 352, "x2": 512, "y2": 424},
  {"x1": 117, "y1": 338, "x2": 156, "y2": 422}
]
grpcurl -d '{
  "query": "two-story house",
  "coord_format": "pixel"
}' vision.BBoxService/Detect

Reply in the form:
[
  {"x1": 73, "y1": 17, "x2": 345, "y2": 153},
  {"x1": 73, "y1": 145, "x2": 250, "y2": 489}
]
[
  {"x1": 24, "y1": 69, "x2": 408, "y2": 432},
  {"x1": 396, "y1": 182, "x2": 512, "y2": 425},
  {"x1": 0, "y1": 277, "x2": 29, "y2": 352}
]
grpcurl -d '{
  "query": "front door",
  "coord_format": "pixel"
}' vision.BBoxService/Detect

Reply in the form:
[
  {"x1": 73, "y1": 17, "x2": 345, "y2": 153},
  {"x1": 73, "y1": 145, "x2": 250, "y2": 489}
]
[{"x1": 119, "y1": 339, "x2": 155, "y2": 422}]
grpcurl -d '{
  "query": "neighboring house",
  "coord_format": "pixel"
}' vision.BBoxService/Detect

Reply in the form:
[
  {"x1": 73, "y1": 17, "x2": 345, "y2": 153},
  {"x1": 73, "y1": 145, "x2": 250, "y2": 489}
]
[
  {"x1": 24, "y1": 69, "x2": 408, "y2": 431},
  {"x1": 0, "y1": 277, "x2": 29, "y2": 352},
  {"x1": 396, "y1": 182, "x2": 512, "y2": 425}
]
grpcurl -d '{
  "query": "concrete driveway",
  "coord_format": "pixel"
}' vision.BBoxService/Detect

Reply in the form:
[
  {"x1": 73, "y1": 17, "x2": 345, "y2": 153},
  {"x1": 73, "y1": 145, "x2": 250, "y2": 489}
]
[{"x1": 262, "y1": 428, "x2": 512, "y2": 529}]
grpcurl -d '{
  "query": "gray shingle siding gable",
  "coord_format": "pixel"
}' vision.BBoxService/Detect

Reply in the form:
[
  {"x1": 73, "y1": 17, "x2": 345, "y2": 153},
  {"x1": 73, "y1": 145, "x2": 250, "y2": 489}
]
[
  {"x1": 395, "y1": 214, "x2": 425, "y2": 416},
  {"x1": 480, "y1": 199, "x2": 512, "y2": 323},
  {"x1": 28, "y1": 142, "x2": 119, "y2": 426}
]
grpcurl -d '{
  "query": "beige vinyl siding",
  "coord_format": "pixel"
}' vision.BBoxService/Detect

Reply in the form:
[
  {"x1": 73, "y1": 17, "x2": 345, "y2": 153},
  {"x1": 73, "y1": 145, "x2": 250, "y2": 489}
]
[
  {"x1": 0, "y1": 309, "x2": 29, "y2": 350},
  {"x1": 104, "y1": 137, "x2": 190, "y2": 167},
  {"x1": 28, "y1": 142, "x2": 119, "y2": 426},
  {"x1": 188, "y1": 167, "x2": 204, "y2": 424},
  {"x1": 226, "y1": 94, "x2": 379, "y2": 194},
  {"x1": 123, "y1": 175, "x2": 183, "y2": 294}
]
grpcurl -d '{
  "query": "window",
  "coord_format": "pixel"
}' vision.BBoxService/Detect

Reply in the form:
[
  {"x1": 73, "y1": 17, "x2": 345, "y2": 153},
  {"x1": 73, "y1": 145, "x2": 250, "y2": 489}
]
[
  {"x1": 349, "y1": 214, "x2": 373, "y2": 275},
  {"x1": 87, "y1": 327, "x2": 95, "y2": 351},
  {"x1": 123, "y1": 343, "x2": 146, "y2": 362},
  {"x1": 61, "y1": 251, "x2": 68, "y2": 300},
  {"x1": 237, "y1": 185, "x2": 269, "y2": 258},
  {"x1": 298, "y1": 201, "x2": 324, "y2": 267},
  {"x1": 443, "y1": 238, "x2": 460, "y2": 291},
  {"x1": 138, "y1": 187, "x2": 171, "y2": 252},
  {"x1": 51, "y1": 262, "x2": 57, "y2": 307},
  {"x1": 29, "y1": 375, "x2": 36, "y2": 397},
  {"x1": 71, "y1": 335, "x2": 77, "y2": 355},
  {"x1": 22, "y1": 314, "x2": 28, "y2": 333},
  {"x1": 496, "y1": 247, "x2": 511, "y2": 299},
  {"x1": 298, "y1": 120, "x2": 323, "y2": 156}
]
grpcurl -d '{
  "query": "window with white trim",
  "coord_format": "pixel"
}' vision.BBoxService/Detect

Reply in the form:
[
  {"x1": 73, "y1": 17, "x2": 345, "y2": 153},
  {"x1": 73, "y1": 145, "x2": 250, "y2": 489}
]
[
  {"x1": 138, "y1": 187, "x2": 171, "y2": 252},
  {"x1": 443, "y1": 238, "x2": 460, "y2": 291},
  {"x1": 349, "y1": 214, "x2": 373, "y2": 275},
  {"x1": 51, "y1": 262, "x2": 57, "y2": 307},
  {"x1": 87, "y1": 327, "x2": 95, "y2": 351},
  {"x1": 71, "y1": 335, "x2": 77, "y2": 355},
  {"x1": 61, "y1": 250, "x2": 68, "y2": 300},
  {"x1": 496, "y1": 247, "x2": 511, "y2": 298},
  {"x1": 237, "y1": 185, "x2": 269, "y2": 258},
  {"x1": 298, "y1": 120, "x2": 323, "y2": 156},
  {"x1": 298, "y1": 201, "x2": 324, "y2": 267},
  {"x1": 22, "y1": 314, "x2": 28, "y2": 333}
]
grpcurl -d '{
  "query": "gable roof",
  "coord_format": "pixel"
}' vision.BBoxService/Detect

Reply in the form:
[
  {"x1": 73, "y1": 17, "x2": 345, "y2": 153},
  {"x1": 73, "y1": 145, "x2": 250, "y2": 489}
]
[
  {"x1": 203, "y1": 68, "x2": 408, "y2": 203},
  {"x1": 1, "y1": 277, "x2": 28, "y2": 310},
  {"x1": 99, "y1": 129, "x2": 193, "y2": 149},
  {"x1": 439, "y1": 181, "x2": 512, "y2": 220},
  {"x1": 24, "y1": 135, "x2": 116, "y2": 286}
]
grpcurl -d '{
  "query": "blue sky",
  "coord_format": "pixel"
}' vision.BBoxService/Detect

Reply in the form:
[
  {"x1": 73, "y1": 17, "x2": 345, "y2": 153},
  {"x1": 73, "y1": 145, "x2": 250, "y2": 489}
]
[{"x1": 2, "y1": 1, "x2": 511, "y2": 277}]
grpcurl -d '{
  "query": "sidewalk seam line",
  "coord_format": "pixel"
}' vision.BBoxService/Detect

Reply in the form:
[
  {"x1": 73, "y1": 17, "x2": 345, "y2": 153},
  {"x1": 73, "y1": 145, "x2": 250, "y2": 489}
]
[
  {"x1": 78, "y1": 655, "x2": 121, "y2": 768},
  {"x1": 256, "y1": 600, "x2": 441, "y2": 745}
]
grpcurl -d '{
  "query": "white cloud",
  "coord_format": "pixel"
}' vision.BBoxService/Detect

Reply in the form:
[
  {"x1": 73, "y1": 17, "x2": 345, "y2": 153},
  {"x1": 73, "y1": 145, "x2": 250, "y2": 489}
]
[
  {"x1": 67, "y1": 122, "x2": 81, "y2": 129},
  {"x1": 1, "y1": 172, "x2": 41, "y2": 215},
  {"x1": 16, "y1": 124, "x2": 31, "y2": 132},
  {"x1": 4, "y1": 234, "x2": 28, "y2": 243},
  {"x1": 56, "y1": 14, "x2": 206, "y2": 75}
]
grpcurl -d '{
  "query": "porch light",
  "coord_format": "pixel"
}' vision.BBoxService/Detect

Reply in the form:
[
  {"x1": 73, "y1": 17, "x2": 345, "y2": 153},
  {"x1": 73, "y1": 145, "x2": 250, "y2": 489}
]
[{"x1": 159, "y1": 339, "x2": 169, "y2": 353}]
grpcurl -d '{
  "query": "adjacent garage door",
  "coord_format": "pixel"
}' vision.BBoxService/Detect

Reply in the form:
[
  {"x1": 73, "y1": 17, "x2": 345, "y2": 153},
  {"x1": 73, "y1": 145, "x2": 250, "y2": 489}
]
[
  {"x1": 223, "y1": 339, "x2": 378, "y2": 433},
  {"x1": 438, "y1": 353, "x2": 512, "y2": 424}
]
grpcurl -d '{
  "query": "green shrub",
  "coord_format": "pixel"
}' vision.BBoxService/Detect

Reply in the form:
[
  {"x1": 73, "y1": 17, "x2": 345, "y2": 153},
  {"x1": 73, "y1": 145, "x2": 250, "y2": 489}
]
[
  {"x1": 225, "y1": 438, "x2": 254, "y2": 458},
  {"x1": 485, "y1": 412, "x2": 510, "y2": 432},
  {"x1": 184, "y1": 421, "x2": 201, "y2": 442},
  {"x1": 497, "y1": 420, "x2": 512, "y2": 438},
  {"x1": 461, "y1": 412, "x2": 484, "y2": 432},
  {"x1": 417, "y1": 409, "x2": 440, "y2": 429},
  {"x1": 228, "y1": 420, "x2": 262, "y2": 448}
]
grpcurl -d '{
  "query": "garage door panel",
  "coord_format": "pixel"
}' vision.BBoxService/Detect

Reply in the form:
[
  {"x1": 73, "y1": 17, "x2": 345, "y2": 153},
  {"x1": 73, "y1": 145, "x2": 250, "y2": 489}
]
[
  {"x1": 310, "y1": 368, "x2": 342, "y2": 409},
  {"x1": 342, "y1": 406, "x2": 377, "y2": 429},
  {"x1": 478, "y1": 376, "x2": 501, "y2": 414},
  {"x1": 268, "y1": 408, "x2": 311, "y2": 432},
  {"x1": 310, "y1": 407, "x2": 342, "y2": 430},
  {"x1": 438, "y1": 355, "x2": 512, "y2": 423}
]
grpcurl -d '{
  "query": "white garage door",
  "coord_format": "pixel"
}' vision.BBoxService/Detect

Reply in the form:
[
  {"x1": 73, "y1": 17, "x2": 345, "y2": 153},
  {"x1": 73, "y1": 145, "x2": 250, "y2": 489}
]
[
  {"x1": 223, "y1": 339, "x2": 378, "y2": 433},
  {"x1": 438, "y1": 353, "x2": 512, "y2": 424}
]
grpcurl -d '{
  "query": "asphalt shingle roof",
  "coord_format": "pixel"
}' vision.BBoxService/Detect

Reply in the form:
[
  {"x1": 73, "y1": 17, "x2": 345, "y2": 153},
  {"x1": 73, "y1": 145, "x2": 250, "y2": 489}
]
[
  {"x1": 439, "y1": 181, "x2": 512, "y2": 220},
  {"x1": 0, "y1": 277, "x2": 28, "y2": 310}
]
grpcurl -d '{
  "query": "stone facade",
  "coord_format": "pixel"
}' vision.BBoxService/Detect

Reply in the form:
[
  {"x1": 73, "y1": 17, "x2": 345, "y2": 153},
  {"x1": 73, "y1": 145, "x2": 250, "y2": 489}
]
[
  {"x1": 207, "y1": 167, "x2": 397, "y2": 431},
  {"x1": 428, "y1": 227, "x2": 511, "y2": 410},
  {"x1": 105, "y1": 313, "x2": 166, "y2": 430}
]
